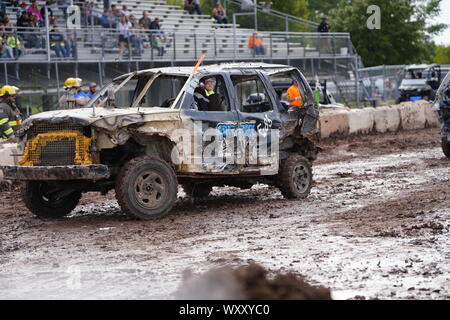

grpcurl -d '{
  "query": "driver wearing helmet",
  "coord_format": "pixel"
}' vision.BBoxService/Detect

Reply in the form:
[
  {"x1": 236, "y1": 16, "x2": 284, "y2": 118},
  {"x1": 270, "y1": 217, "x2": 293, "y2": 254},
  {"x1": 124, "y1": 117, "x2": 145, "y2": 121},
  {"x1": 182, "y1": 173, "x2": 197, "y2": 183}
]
[{"x1": 58, "y1": 77, "x2": 90, "y2": 109}]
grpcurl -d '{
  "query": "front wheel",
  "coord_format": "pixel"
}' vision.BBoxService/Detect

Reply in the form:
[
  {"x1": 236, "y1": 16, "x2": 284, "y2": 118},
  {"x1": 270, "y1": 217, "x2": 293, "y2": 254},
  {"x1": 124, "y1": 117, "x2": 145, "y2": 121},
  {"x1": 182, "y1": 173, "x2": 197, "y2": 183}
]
[
  {"x1": 442, "y1": 138, "x2": 450, "y2": 158},
  {"x1": 22, "y1": 181, "x2": 81, "y2": 218},
  {"x1": 278, "y1": 155, "x2": 313, "y2": 199},
  {"x1": 115, "y1": 156, "x2": 178, "y2": 220}
]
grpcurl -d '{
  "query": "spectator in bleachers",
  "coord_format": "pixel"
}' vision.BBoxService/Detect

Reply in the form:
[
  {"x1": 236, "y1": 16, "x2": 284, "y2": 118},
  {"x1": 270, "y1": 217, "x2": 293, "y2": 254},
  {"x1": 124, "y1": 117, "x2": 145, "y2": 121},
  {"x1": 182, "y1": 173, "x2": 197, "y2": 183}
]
[
  {"x1": 247, "y1": 32, "x2": 265, "y2": 56},
  {"x1": 40, "y1": 1, "x2": 53, "y2": 26},
  {"x1": 64, "y1": 28, "x2": 76, "y2": 58},
  {"x1": 117, "y1": 15, "x2": 131, "y2": 60},
  {"x1": 0, "y1": 35, "x2": 13, "y2": 58},
  {"x1": 110, "y1": 4, "x2": 121, "y2": 19},
  {"x1": 213, "y1": 2, "x2": 228, "y2": 24},
  {"x1": 149, "y1": 17, "x2": 165, "y2": 57},
  {"x1": 49, "y1": 27, "x2": 68, "y2": 58},
  {"x1": 120, "y1": 5, "x2": 131, "y2": 18},
  {"x1": 184, "y1": 0, "x2": 202, "y2": 15},
  {"x1": 16, "y1": 10, "x2": 32, "y2": 47},
  {"x1": 130, "y1": 21, "x2": 144, "y2": 57},
  {"x1": 57, "y1": 0, "x2": 68, "y2": 20},
  {"x1": 26, "y1": 0, "x2": 43, "y2": 24},
  {"x1": 139, "y1": 11, "x2": 151, "y2": 30},
  {"x1": 101, "y1": 7, "x2": 114, "y2": 28},
  {"x1": 318, "y1": 17, "x2": 332, "y2": 54},
  {"x1": 0, "y1": 14, "x2": 12, "y2": 34},
  {"x1": 6, "y1": 33, "x2": 25, "y2": 57}
]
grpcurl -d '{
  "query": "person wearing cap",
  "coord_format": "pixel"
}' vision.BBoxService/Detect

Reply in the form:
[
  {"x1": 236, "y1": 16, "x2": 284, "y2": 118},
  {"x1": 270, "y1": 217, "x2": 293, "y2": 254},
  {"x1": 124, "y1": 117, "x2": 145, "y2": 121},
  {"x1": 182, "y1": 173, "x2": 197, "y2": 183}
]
[
  {"x1": 194, "y1": 77, "x2": 225, "y2": 112},
  {"x1": 58, "y1": 78, "x2": 89, "y2": 109},
  {"x1": 0, "y1": 85, "x2": 23, "y2": 141},
  {"x1": 86, "y1": 82, "x2": 97, "y2": 99},
  {"x1": 286, "y1": 80, "x2": 303, "y2": 109}
]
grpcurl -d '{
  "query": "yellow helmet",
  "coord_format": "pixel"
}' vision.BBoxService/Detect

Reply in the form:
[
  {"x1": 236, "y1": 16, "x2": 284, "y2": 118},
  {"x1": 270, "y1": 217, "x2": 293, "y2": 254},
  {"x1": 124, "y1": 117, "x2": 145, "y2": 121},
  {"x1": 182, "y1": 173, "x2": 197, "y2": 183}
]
[
  {"x1": 63, "y1": 78, "x2": 82, "y2": 89},
  {"x1": 0, "y1": 85, "x2": 19, "y2": 97}
]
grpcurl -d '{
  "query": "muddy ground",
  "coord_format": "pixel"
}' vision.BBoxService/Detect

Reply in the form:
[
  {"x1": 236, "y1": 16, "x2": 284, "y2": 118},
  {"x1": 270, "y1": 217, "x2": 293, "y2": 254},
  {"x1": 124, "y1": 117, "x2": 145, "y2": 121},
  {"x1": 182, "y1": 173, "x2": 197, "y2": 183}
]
[{"x1": 0, "y1": 128, "x2": 449, "y2": 300}]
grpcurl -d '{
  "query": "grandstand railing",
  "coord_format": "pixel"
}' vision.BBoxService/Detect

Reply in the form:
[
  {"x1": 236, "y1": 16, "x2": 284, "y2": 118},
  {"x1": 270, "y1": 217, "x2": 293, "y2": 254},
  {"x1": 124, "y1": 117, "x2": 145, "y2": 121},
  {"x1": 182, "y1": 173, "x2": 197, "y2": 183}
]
[{"x1": 0, "y1": 25, "x2": 354, "y2": 64}]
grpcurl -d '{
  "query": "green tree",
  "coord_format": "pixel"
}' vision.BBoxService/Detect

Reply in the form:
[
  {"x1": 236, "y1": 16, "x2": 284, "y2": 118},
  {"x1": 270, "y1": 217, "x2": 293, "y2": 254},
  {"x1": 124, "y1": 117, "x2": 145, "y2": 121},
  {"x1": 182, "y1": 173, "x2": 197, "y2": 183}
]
[
  {"x1": 435, "y1": 45, "x2": 450, "y2": 64},
  {"x1": 330, "y1": 0, "x2": 447, "y2": 66},
  {"x1": 308, "y1": 0, "x2": 336, "y2": 20}
]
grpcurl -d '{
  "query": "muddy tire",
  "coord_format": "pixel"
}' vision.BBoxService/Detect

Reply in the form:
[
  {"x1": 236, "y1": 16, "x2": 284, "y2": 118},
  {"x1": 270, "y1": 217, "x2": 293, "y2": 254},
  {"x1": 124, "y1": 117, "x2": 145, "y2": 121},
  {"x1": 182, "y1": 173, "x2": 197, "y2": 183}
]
[
  {"x1": 278, "y1": 155, "x2": 313, "y2": 199},
  {"x1": 116, "y1": 156, "x2": 178, "y2": 220},
  {"x1": 22, "y1": 181, "x2": 81, "y2": 218},
  {"x1": 442, "y1": 138, "x2": 450, "y2": 158},
  {"x1": 183, "y1": 184, "x2": 213, "y2": 198}
]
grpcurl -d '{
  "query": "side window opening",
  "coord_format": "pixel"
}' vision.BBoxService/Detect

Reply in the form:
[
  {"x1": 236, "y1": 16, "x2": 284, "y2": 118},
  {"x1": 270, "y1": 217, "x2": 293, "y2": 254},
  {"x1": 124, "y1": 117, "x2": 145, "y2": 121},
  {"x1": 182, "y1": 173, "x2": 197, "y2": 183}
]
[
  {"x1": 269, "y1": 71, "x2": 307, "y2": 109},
  {"x1": 192, "y1": 75, "x2": 230, "y2": 112},
  {"x1": 231, "y1": 75, "x2": 273, "y2": 113}
]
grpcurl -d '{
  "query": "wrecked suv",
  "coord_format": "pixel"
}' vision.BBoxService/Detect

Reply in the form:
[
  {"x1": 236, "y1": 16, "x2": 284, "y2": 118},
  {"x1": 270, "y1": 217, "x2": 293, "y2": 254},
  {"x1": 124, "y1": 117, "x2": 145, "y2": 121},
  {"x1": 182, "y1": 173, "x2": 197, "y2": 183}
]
[{"x1": 0, "y1": 63, "x2": 319, "y2": 220}]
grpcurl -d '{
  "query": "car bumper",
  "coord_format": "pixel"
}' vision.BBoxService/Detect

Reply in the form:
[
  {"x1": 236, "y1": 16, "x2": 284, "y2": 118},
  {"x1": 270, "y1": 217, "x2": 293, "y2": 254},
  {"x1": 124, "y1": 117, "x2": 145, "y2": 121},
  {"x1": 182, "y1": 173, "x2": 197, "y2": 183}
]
[{"x1": 0, "y1": 165, "x2": 110, "y2": 181}]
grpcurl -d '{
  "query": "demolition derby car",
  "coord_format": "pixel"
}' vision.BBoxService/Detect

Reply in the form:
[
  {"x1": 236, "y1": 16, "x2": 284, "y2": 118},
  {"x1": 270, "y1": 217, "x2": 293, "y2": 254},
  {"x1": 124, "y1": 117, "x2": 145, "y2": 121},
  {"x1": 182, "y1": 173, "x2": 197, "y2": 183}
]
[
  {"x1": 0, "y1": 63, "x2": 320, "y2": 220},
  {"x1": 435, "y1": 71, "x2": 450, "y2": 158}
]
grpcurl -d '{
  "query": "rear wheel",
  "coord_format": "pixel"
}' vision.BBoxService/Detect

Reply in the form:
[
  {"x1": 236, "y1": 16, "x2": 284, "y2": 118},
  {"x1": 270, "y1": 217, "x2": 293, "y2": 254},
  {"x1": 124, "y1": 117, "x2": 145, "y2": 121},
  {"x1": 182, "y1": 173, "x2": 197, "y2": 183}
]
[
  {"x1": 116, "y1": 156, "x2": 178, "y2": 220},
  {"x1": 183, "y1": 184, "x2": 213, "y2": 198},
  {"x1": 22, "y1": 181, "x2": 81, "y2": 218},
  {"x1": 442, "y1": 138, "x2": 450, "y2": 158},
  {"x1": 278, "y1": 155, "x2": 313, "y2": 199}
]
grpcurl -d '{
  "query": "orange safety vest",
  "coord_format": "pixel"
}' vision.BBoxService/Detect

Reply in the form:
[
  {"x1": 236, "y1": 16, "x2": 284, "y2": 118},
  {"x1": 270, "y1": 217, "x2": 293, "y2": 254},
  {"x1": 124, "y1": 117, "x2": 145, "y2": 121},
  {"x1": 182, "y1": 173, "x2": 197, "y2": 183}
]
[{"x1": 287, "y1": 84, "x2": 303, "y2": 107}]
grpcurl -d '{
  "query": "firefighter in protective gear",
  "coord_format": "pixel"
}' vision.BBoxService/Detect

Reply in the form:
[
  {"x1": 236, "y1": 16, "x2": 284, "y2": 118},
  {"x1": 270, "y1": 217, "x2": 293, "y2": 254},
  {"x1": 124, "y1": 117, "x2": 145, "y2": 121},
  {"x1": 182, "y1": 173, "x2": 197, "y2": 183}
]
[
  {"x1": 286, "y1": 80, "x2": 303, "y2": 108},
  {"x1": 0, "y1": 85, "x2": 22, "y2": 141},
  {"x1": 58, "y1": 78, "x2": 90, "y2": 109}
]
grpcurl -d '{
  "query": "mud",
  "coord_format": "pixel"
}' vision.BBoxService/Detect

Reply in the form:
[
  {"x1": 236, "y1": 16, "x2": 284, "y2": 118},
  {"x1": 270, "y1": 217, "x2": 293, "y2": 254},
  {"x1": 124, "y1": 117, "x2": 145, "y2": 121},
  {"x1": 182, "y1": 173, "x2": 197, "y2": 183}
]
[
  {"x1": 175, "y1": 263, "x2": 331, "y2": 300},
  {"x1": 0, "y1": 127, "x2": 449, "y2": 300}
]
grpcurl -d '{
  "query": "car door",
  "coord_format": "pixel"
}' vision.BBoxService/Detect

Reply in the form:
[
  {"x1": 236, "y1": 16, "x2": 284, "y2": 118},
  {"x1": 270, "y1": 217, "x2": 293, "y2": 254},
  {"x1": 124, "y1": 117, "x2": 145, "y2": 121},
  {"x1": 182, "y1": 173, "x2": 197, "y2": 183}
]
[
  {"x1": 179, "y1": 72, "x2": 240, "y2": 174},
  {"x1": 229, "y1": 71, "x2": 282, "y2": 175}
]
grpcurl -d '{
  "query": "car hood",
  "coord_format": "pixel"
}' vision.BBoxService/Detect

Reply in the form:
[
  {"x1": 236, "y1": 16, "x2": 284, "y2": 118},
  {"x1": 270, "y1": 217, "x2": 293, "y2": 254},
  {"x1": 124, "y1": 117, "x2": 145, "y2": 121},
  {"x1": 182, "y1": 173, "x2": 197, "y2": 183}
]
[
  {"x1": 399, "y1": 79, "x2": 427, "y2": 88},
  {"x1": 20, "y1": 107, "x2": 181, "y2": 132}
]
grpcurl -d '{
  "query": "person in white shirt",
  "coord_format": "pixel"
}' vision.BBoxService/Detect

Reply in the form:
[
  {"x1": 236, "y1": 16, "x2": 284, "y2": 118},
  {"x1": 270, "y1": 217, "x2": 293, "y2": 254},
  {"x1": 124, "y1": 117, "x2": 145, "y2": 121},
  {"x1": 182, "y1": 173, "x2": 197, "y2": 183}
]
[
  {"x1": 120, "y1": 5, "x2": 131, "y2": 17},
  {"x1": 117, "y1": 15, "x2": 132, "y2": 59}
]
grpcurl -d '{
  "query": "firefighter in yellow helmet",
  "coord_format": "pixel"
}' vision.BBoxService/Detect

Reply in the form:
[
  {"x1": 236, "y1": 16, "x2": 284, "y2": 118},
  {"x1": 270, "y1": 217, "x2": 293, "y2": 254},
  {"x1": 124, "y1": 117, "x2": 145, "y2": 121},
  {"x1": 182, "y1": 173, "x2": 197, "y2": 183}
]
[
  {"x1": 58, "y1": 77, "x2": 90, "y2": 109},
  {"x1": 0, "y1": 85, "x2": 22, "y2": 141}
]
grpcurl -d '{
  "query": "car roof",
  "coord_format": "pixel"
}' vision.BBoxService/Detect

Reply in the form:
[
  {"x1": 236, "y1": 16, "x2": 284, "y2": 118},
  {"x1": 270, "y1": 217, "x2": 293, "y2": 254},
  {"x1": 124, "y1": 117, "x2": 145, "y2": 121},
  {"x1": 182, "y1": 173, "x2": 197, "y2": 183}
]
[{"x1": 114, "y1": 63, "x2": 295, "y2": 81}]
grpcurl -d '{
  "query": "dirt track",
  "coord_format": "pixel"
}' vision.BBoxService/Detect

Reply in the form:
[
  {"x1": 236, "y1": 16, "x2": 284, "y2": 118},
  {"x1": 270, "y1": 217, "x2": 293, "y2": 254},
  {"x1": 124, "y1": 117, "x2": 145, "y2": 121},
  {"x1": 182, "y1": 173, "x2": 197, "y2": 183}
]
[{"x1": 1, "y1": 128, "x2": 449, "y2": 300}]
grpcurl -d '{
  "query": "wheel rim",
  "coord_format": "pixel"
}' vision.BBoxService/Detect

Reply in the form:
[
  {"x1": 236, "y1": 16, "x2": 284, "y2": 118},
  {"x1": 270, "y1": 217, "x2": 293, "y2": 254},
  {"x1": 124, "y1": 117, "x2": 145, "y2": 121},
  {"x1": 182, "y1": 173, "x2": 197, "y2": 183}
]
[
  {"x1": 293, "y1": 164, "x2": 310, "y2": 193},
  {"x1": 134, "y1": 169, "x2": 167, "y2": 209}
]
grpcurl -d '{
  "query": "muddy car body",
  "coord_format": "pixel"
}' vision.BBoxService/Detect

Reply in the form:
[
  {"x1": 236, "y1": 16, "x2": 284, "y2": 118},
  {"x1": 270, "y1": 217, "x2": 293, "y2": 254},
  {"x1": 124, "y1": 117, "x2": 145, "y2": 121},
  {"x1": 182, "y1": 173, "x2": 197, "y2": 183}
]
[
  {"x1": 435, "y1": 71, "x2": 450, "y2": 158},
  {"x1": 1, "y1": 63, "x2": 320, "y2": 220}
]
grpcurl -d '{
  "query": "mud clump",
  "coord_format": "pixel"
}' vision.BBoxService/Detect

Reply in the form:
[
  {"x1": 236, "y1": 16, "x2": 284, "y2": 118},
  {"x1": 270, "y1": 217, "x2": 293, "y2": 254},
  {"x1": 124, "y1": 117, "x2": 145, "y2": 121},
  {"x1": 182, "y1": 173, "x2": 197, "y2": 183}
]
[{"x1": 175, "y1": 263, "x2": 332, "y2": 300}]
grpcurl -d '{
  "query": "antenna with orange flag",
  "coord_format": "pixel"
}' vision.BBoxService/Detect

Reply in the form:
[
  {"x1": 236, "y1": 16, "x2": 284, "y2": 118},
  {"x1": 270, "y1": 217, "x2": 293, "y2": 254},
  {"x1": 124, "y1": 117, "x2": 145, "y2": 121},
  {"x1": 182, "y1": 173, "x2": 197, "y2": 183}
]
[{"x1": 170, "y1": 55, "x2": 205, "y2": 109}]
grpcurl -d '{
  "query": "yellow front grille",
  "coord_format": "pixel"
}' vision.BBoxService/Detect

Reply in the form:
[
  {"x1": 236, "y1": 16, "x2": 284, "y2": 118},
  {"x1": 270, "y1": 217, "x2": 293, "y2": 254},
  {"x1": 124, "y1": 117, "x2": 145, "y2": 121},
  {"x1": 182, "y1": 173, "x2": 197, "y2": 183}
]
[{"x1": 20, "y1": 130, "x2": 93, "y2": 166}]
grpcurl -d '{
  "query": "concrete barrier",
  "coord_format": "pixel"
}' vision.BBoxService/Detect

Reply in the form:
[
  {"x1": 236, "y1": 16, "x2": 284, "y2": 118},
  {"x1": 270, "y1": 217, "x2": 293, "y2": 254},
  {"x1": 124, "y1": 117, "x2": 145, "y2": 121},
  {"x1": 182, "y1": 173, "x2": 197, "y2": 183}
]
[
  {"x1": 348, "y1": 108, "x2": 375, "y2": 135},
  {"x1": 423, "y1": 103, "x2": 440, "y2": 128},
  {"x1": 319, "y1": 109, "x2": 349, "y2": 138},
  {"x1": 397, "y1": 101, "x2": 427, "y2": 131},
  {"x1": 373, "y1": 106, "x2": 401, "y2": 133}
]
